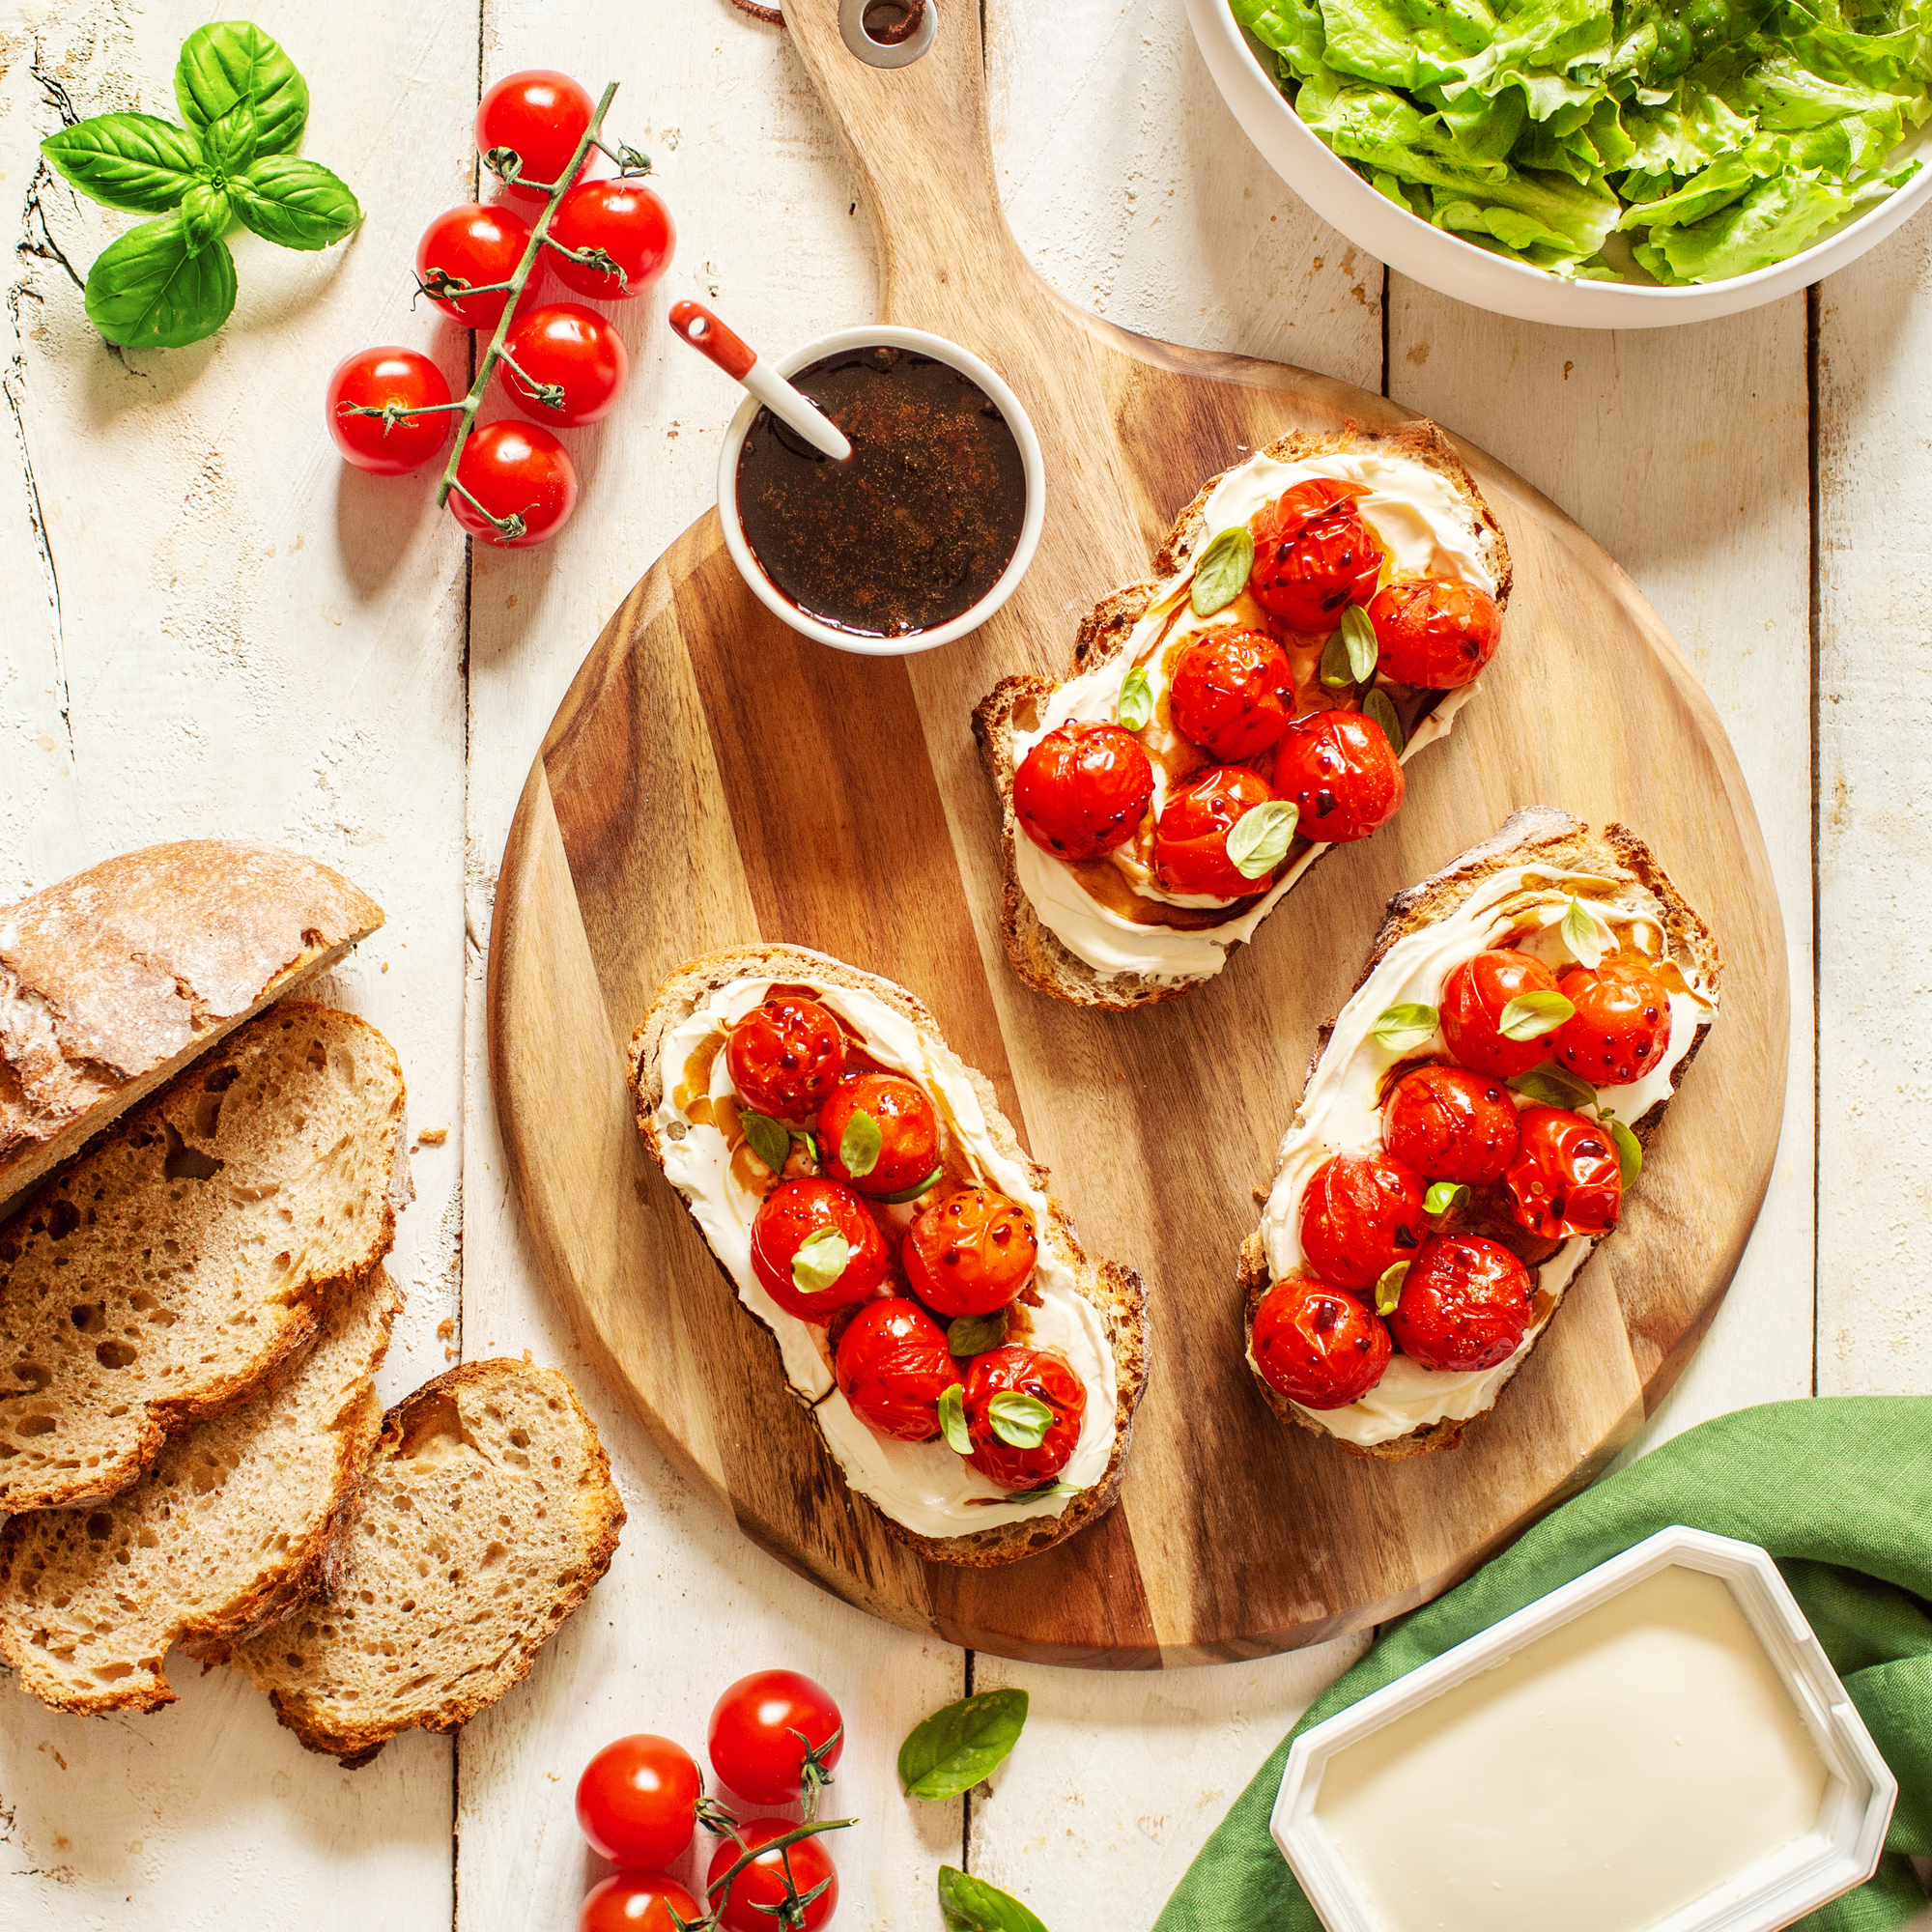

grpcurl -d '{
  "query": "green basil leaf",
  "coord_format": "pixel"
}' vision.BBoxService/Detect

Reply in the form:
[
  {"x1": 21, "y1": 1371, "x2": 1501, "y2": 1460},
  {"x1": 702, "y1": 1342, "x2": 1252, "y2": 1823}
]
[
  {"x1": 1605, "y1": 1114, "x2": 1642, "y2": 1187},
  {"x1": 1362, "y1": 685, "x2": 1406, "y2": 756},
  {"x1": 987, "y1": 1391, "x2": 1054, "y2": 1449},
  {"x1": 1372, "y1": 1003, "x2": 1438, "y2": 1052},
  {"x1": 1319, "y1": 628, "x2": 1356, "y2": 691},
  {"x1": 200, "y1": 99, "x2": 259, "y2": 171},
  {"x1": 837, "y1": 1108, "x2": 882, "y2": 1179},
  {"x1": 740, "y1": 1112, "x2": 790, "y2": 1177},
  {"x1": 84, "y1": 214, "x2": 236, "y2": 350},
  {"x1": 938, "y1": 1867, "x2": 1050, "y2": 1932},
  {"x1": 1374, "y1": 1260, "x2": 1409, "y2": 1317},
  {"x1": 180, "y1": 180, "x2": 231, "y2": 251},
  {"x1": 1509, "y1": 1065, "x2": 1598, "y2": 1112},
  {"x1": 233, "y1": 155, "x2": 362, "y2": 250},
  {"x1": 1226, "y1": 799, "x2": 1297, "y2": 880},
  {"x1": 41, "y1": 113, "x2": 202, "y2": 213},
  {"x1": 874, "y1": 1163, "x2": 944, "y2": 1206},
  {"x1": 936, "y1": 1382, "x2": 970, "y2": 1455},
  {"x1": 175, "y1": 22, "x2": 308, "y2": 156},
  {"x1": 1189, "y1": 526, "x2": 1255, "y2": 617},
  {"x1": 1561, "y1": 896, "x2": 1609, "y2": 970},
  {"x1": 1117, "y1": 664, "x2": 1153, "y2": 732},
  {"x1": 1424, "y1": 1180, "x2": 1468, "y2": 1215},
  {"x1": 947, "y1": 1308, "x2": 1009, "y2": 1357},
  {"x1": 897, "y1": 1689, "x2": 1029, "y2": 1801},
  {"x1": 1340, "y1": 603, "x2": 1378, "y2": 683},
  {"x1": 1007, "y1": 1479, "x2": 1081, "y2": 1502},
  {"x1": 1499, "y1": 990, "x2": 1577, "y2": 1041},
  {"x1": 791, "y1": 1227, "x2": 850, "y2": 1294}
]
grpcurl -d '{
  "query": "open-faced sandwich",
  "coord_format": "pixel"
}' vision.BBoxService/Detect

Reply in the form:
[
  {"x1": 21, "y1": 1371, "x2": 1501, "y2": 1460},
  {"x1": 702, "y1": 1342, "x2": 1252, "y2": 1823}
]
[
  {"x1": 1240, "y1": 809, "x2": 1719, "y2": 1459},
  {"x1": 629, "y1": 946, "x2": 1147, "y2": 1566},
  {"x1": 975, "y1": 419, "x2": 1511, "y2": 1009}
]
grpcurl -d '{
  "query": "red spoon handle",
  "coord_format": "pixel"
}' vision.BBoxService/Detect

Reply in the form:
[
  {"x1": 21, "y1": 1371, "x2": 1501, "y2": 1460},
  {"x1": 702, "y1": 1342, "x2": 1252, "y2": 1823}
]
[{"x1": 668, "y1": 299, "x2": 756, "y2": 381}]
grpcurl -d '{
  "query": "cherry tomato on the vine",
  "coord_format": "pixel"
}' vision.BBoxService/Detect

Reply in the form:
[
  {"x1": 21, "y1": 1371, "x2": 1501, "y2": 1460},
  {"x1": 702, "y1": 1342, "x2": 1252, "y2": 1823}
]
[
  {"x1": 748, "y1": 1178, "x2": 892, "y2": 1322},
  {"x1": 500, "y1": 302, "x2": 629, "y2": 428},
  {"x1": 1381, "y1": 1064, "x2": 1520, "y2": 1184},
  {"x1": 1387, "y1": 1234, "x2": 1532, "y2": 1372},
  {"x1": 1153, "y1": 765, "x2": 1284, "y2": 899},
  {"x1": 1250, "y1": 1275, "x2": 1392, "y2": 1408},
  {"x1": 1270, "y1": 708, "x2": 1404, "y2": 844},
  {"x1": 1013, "y1": 721, "x2": 1154, "y2": 862},
  {"x1": 1168, "y1": 628, "x2": 1295, "y2": 760},
  {"x1": 817, "y1": 1071, "x2": 941, "y2": 1198},
  {"x1": 450, "y1": 419, "x2": 578, "y2": 547},
  {"x1": 1503, "y1": 1107, "x2": 1623, "y2": 1240},
  {"x1": 708, "y1": 1670, "x2": 845, "y2": 1806},
  {"x1": 326, "y1": 348, "x2": 454, "y2": 475},
  {"x1": 548, "y1": 178, "x2": 676, "y2": 300},
  {"x1": 726, "y1": 996, "x2": 847, "y2": 1122},
  {"x1": 1369, "y1": 578, "x2": 1503, "y2": 689},
  {"x1": 1440, "y1": 948, "x2": 1566, "y2": 1080},
  {"x1": 475, "y1": 70, "x2": 595, "y2": 205},
  {"x1": 708, "y1": 1821, "x2": 838, "y2": 1932},
  {"x1": 1553, "y1": 960, "x2": 1672, "y2": 1089},
  {"x1": 414, "y1": 204, "x2": 536, "y2": 330},
  {"x1": 1248, "y1": 479, "x2": 1385, "y2": 632},
  {"x1": 579, "y1": 1873, "x2": 702, "y2": 1932},
  {"x1": 962, "y1": 1344, "x2": 1086, "y2": 1491},
  {"x1": 575, "y1": 1734, "x2": 701, "y2": 1867},
  {"x1": 836, "y1": 1298, "x2": 961, "y2": 1443},
  {"x1": 901, "y1": 1187, "x2": 1037, "y2": 1318},
  {"x1": 1298, "y1": 1151, "x2": 1427, "y2": 1293}
]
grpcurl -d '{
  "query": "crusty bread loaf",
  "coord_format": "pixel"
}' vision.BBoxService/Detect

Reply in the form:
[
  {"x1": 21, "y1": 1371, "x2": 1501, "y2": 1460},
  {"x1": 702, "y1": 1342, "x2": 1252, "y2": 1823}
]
[
  {"x1": 228, "y1": 1359, "x2": 625, "y2": 1766},
  {"x1": 973, "y1": 419, "x2": 1512, "y2": 1011},
  {"x1": 0, "y1": 1001, "x2": 409, "y2": 1512},
  {"x1": 0, "y1": 843, "x2": 383, "y2": 1214},
  {"x1": 628, "y1": 943, "x2": 1148, "y2": 1567},
  {"x1": 0, "y1": 1266, "x2": 402, "y2": 1714}
]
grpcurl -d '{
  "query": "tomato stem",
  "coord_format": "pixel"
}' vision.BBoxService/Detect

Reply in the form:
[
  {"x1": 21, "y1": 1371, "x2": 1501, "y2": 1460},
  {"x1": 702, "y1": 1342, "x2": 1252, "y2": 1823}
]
[
  {"x1": 494, "y1": 348, "x2": 565, "y2": 412},
  {"x1": 447, "y1": 476, "x2": 526, "y2": 542},
  {"x1": 540, "y1": 234, "x2": 631, "y2": 291},
  {"x1": 704, "y1": 1817, "x2": 857, "y2": 1911}
]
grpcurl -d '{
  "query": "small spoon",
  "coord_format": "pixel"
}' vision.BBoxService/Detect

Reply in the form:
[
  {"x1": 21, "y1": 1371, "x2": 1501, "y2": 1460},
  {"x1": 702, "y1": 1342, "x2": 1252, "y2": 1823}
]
[{"x1": 668, "y1": 299, "x2": 853, "y2": 462}]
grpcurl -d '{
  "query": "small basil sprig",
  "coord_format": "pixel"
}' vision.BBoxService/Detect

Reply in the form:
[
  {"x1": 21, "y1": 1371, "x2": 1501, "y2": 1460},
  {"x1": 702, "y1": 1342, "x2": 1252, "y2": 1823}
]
[
  {"x1": 937, "y1": 1382, "x2": 971, "y2": 1455},
  {"x1": 1374, "y1": 1260, "x2": 1409, "y2": 1316},
  {"x1": 1498, "y1": 990, "x2": 1576, "y2": 1040},
  {"x1": 1227, "y1": 800, "x2": 1298, "y2": 880},
  {"x1": 837, "y1": 1109, "x2": 882, "y2": 1179},
  {"x1": 1321, "y1": 605, "x2": 1378, "y2": 689},
  {"x1": 939, "y1": 1868, "x2": 1050, "y2": 1932},
  {"x1": 740, "y1": 1112, "x2": 791, "y2": 1177},
  {"x1": 791, "y1": 1228, "x2": 850, "y2": 1294},
  {"x1": 986, "y1": 1392, "x2": 1054, "y2": 1449},
  {"x1": 1509, "y1": 1065, "x2": 1597, "y2": 1112},
  {"x1": 898, "y1": 1689, "x2": 1029, "y2": 1801},
  {"x1": 1362, "y1": 686, "x2": 1406, "y2": 755},
  {"x1": 1604, "y1": 1113, "x2": 1643, "y2": 1186},
  {"x1": 42, "y1": 22, "x2": 359, "y2": 351},
  {"x1": 1561, "y1": 896, "x2": 1610, "y2": 969},
  {"x1": 947, "y1": 1309, "x2": 1009, "y2": 1357},
  {"x1": 1189, "y1": 526, "x2": 1254, "y2": 616},
  {"x1": 1372, "y1": 1003, "x2": 1438, "y2": 1051},
  {"x1": 1423, "y1": 1180, "x2": 1468, "y2": 1215},
  {"x1": 1117, "y1": 665, "x2": 1154, "y2": 732}
]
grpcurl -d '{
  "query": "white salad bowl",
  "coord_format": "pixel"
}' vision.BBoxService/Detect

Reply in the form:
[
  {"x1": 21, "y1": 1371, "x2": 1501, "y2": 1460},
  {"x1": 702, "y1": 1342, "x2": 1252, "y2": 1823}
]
[{"x1": 1186, "y1": 0, "x2": 1932, "y2": 328}]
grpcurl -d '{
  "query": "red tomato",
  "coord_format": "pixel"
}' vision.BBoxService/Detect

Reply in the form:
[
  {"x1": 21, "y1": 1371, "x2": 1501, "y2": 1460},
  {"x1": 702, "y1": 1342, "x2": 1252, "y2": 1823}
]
[
  {"x1": 1298, "y1": 1151, "x2": 1427, "y2": 1293},
  {"x1": 500, "y1": 302, "x2": 629, "y2": 428},
  {"x1": 1440, "y1": 948, "x2": 1566, "y2": 1080},
  {"x1": 580, "y1": 1873, "x2": 702, "y2": 1932},
  {"x1": 1270, "y1": 709, "x2": 1404, "y2": 844},
  {"x1": 1168, "y1": 629, "x2": 1295, "y2": 760},
  {"x1": 726, "y1": 996, "x2": 847, "y2": 1122},
  {"x1": 475, "y1": 70, "x2": 594, "y2": 204},
  {"x1": 708, "y1": 1821, "x2": 838, "y2": 1932},
  {"x1": 1153, "y1": 765, "x2": 1284, "y2": 898},
  {"x1": 1381, "y1": 1065, "x2": 1520, "y2": 1184},
  {"x1": 1250, "y1": 1275, "x2": 1392, "y2": 1408},
  {"x1": 708, "y1": 1670, "x2": 845, "y2": 1806},
  {"x1": 963, "y1": 1345, "x2": 1086, "y2": 1491},
  {"x1": 548, "y1": 179, "x2": 676, "y2": 300},
  {"x1": 901, "y1": 1187, "x2": 1037, "y2": 1318},
  {"x1": 836, "y1": 1297, "x2": 962, "y2": 1442},
  {"x1": 1504, "y1": 1107, "x2": 1623, "y2": 1239},
  {"x1": 414, "y1": 204, "x2": 536, "y2": 330},
  {"x1": 1553, "y1": 960, "x2": 1672, "y2": 1088},
  {"x1": 818, "y1": 1072, "x2": 940, "y2": 1197},
  {"x1": 1248, "y1": 480, "x2": 1385, "y2": 631},
  {"x1": 1012, "y1": 721, "x2": 1155, "y2": 862},
  {"x1": 748, "y1": 1179, "x2": 893, "y2": 1321},
  {"x1": 1387, "y1": 1234, "x2": 1532, "y2": 1372},
  {"x1": 449, "y1": 420, "x2": 578, "y2": 548},
  {"x1": 575, "y1": 1734, "x2": 701, "y2": 1866},
  {"x1": 1369, "y1": 578, "x2": 1503, "y2": 689},
  {"x1": 326, "y1": 348, "x2": 454, "y2": 475}
]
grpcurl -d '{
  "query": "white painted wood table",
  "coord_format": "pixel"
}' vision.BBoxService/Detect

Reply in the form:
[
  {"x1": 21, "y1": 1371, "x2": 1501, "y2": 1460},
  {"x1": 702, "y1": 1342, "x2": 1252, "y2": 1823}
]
[{"x1": 1, "y1": 1, "x2": 1926, "y2": 1926}]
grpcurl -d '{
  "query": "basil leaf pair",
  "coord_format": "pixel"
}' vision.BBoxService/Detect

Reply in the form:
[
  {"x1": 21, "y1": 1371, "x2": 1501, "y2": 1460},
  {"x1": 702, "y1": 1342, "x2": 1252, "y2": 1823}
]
[
  {"x1": 898, "y1": 1689, "x2": 1029, "y2": 1801},
  {"x1": 1320, "y1": 604, "x2": 1378, "y2": 689},
  {"x1": 938, "y1": 1867, "x2": 1050, "y2": 1932}
]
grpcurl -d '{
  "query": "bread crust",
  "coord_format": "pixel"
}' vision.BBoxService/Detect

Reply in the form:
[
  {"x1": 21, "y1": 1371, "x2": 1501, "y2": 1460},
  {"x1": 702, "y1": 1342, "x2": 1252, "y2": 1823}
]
[{"x1": 628, "y1": 943, "x2": 1149, "y2": 1568}]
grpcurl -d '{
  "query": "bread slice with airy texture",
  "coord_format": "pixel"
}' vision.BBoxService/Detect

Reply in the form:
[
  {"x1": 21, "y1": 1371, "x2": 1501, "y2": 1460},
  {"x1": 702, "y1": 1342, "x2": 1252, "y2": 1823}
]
[
  {"x1": 1240, "y1": 808, "x2": 1720, "y2": 1461},
  {"x1": 228, "y1": 1359, "x2": 625, "y2": 1766},
  {"x1": 0, "y1": 1266, "x2": 402, "y2": 1714},
  {"x1": 0, "y1": 1000, "x2": 409, "y2": 1512},
  {"x1": 0, "y1": 842, "x2": 383, "y2": 1215},
  {"x1": 629, "y1": 944, "x2": 1148, "y2": 1567},
  {"x1": 974, "y1": 419, "x2": 1512, "y2": 1011}
]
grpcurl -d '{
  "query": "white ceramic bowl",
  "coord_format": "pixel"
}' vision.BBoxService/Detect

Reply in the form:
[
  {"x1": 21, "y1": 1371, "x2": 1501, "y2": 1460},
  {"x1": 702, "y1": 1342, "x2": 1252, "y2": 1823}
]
[
  {"x1": 1186, "y1": 0, "x2": 1932, "y2": 328},
  {"x1": 717, "y1": 325, "x2": 1046, "y2": 657}
]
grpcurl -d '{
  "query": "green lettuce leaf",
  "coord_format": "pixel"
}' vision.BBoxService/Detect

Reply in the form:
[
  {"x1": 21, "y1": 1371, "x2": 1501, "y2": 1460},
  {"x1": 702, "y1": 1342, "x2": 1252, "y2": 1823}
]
[
  {"x1": 1319, "y1": 0, "x2": 1492, "y2": 92},
  {"x1": 1232, "y1": 0, "x2": 1333, "y2": 79}
]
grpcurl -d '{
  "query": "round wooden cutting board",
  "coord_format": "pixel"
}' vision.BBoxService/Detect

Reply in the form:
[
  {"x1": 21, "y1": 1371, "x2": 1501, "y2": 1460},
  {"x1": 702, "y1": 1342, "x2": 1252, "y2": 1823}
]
[{"x1": 488, "y1": 1, "x2": 1787, "y2": 1666}]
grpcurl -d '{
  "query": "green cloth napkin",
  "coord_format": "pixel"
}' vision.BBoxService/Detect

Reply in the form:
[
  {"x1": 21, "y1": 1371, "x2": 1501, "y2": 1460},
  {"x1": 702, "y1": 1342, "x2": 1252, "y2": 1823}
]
[{"x1": 1155, "y1": 1397, "x2": 1932, "y2": 1932}]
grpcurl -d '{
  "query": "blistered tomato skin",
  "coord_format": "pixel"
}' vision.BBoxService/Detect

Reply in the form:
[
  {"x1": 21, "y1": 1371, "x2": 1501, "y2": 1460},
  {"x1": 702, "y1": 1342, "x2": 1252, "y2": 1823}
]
[
  {"x1": 1270, "y1": 710, "x2": 1405, "y2": 844},
  {"x1": 818, "y1": 1072, "x2": 941, "y2": 1197},
  {"x1": 726, "y1": 997, "x2": 847, "y2": 1122},
  {"x1": 901, "y1": 1187, "x2": 1037, "y2": 1318},
  {"x1": 1388, "y1": 1234, "x2": 1533, "y2": 1372},
  {"x1": 1153, "y1": 765, "x2": 1283, "y2": 898},
  {"x1": 1440, "y1": 948, "x2": 1566, "y2": 1080},
  {"x1": 1013, "y1": 722, "x2": 1156, "y2": 862},
  {"x1": 1168, "y1": 629, "x2": 1296, "y2": 760},
  {"x1": 1251, "y1": 1276, "x2": 1392, "y2": 1407},
  {"x1": 1554, "y1": 960, "x2": 1673, "y2": 1088},
  {"x1": 1382, "y1": 1065, "x2": 1520, "y2": 1184},
  {"x1": 962, "y1": 1345, "x2": 1086, "y2": 1491},
  {"x1": 1248, "y1": 480, "x2": 1386, "y2": 632},
  {"x1": 1298, "y1": 1151, "x2": 1428, "y2": 1293},
  {"x1": 1368, "y1": 579, "x2": 1503, "y2": 689},
  {"x1": 748, "y1": 1179, "x2": 893, "y2": 1321},
  {"x1": 835, "y1": 1298, "x2": 962, "y2": 1441},
  {"x1": 1504, "y1": 1107, "x2": 1623, "y2": 1239}
]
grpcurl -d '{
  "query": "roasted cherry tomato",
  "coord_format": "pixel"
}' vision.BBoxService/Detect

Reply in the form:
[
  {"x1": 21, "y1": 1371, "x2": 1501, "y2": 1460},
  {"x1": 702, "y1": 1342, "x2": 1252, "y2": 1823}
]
[
  {"x1": 963, "y1": 1345, "x2": 1086, "y2": 1491},
  {"x1": 326, "y1": 348, "x2": 454, "y2": 475},
  {"x1": 1270, "y1": 709, "x2": 1404, "y2": 844},
  {"x1": 501, "y1": 301, "x2": 629, "y2": 427},
  {"x1": 575, "y1": 1734, "x2": 701, "y2": 1866},
  {"x1": 1012, "y1": 721, "x2": 1155, "y2": 862},
  {"x1": 580, "y1": 1873, "x2": 702, "y2": 1932},
  {"x1": 818, "y1": 1071, "x2": 941, "y2": 1197},
  {"x1": 1168, "y1": 628, "x2": 1295, "y2": 760},
  {"x1": 1440, "y1": 948, "x2": 1567, "y2": 1080},
  {"x1": 1554, "y1": 960, "x2": 1672, "y2": 1088},
  {"x1": 1504, "y1": 1107, "x2": 1623, "y2": 1239},
  {"x1": 1248, "y1": 479, "x2": 1385, "y2": 632},
  {"x1": 1153, "y1": 765, "x2": 1284, "y2": 899},
  {"x1": 414, "y1": 203, "x2": 536, "y2": 330},
  {"x1": 449, "y1": 419, "x2": 578, "y2": 547},
  {"x1": 1387, "y1": 1234, "x2": 1532, "y2": 1372},
  {"x1": 1298, "y1": 1151, "x2": 1427, "y2": 1293},
  {"x1": 708, "y1": 1669, "x2": 844, "y2": 1806},
  {"x1": 708, "y1": 1820, "x2": 838, "y2": 1932},
  {"x1": 901, "y1": 1186, "x2": 1037, "y2": 1318},
  {"x1": 1368, "y1": 579, "x2": 1503, "y2": 689},
  {"x1": 726, "y1": 996, "x2": 847, "y2": 1122},
  {"x1": 1250, "y1": 1274, "x2": 1392, "y2": 1408},
  {"x1": 1381, "y1": 1064, "x2": 1520, "y2": 1184},
  {"x1": 748, "y1": 1178, "x2": 893, "y2": 1321},
  {"x1": 835, "y1": 1298, "x2": 962, "y2": 1442},
  {"x1": 476, "y1": 69, "x2": 595, "y2": 205},
  {"x1": 548, "y1": 178, "x2": 677, "y2": 300}
]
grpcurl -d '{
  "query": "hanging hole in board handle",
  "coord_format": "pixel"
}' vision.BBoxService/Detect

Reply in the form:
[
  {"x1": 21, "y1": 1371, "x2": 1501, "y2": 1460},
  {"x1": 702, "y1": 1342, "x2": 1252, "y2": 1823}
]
[{"x1": 839, "y1": 0, "x2": 938, "y2": 67}]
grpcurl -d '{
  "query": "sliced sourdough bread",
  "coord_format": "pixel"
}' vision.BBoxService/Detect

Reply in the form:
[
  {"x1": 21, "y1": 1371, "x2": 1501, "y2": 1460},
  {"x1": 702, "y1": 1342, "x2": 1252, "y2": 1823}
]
[
  {"x1": 0, "y1": 1000, "x2": 408, "y2": 1512},
  {"x1": 228, "y1": 1359, "x2": 625, "y2": 1766},
  {"x1": 0, "y1": 843, "x2": 383, "y2": 1214},
  {"x1": 0, "y1": 1266, "x2": 402, "y2": 1714}
]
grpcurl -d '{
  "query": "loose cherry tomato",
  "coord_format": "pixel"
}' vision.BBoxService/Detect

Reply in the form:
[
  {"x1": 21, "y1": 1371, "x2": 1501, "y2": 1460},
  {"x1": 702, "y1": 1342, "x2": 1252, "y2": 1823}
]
[
  {"x1": 1250, "y1": 1275, "x2": 1392, "y2": 1408},
  {"x1": 500, "y1": 302, "x2": 629, "y2": 428},
  {"x1": 835, "y1": 1297, "x2": 961, "y2": 1442},
  {"x1": 901, "y1": 1187, "x2": 1037, "y2": 1318},
  {"x1": 726, "y1": 996, "x2": 847, "y2": 1122},
  {"x1": 1298, "y1": 1151, "x2": 1427, "y2": 1293},
  {"x1": 1554, "y1": 960, "x2": 1672, "y2": 1088},
  {"x1": 1168, "y1": 629, "x2": 1295, "y2": 760},
  {"x1": 1153, "y1": 765, "x2": 1284, "y2": 898},
  {"x1": 1387, "y1": 1234, "x2": 1532, "y2": 1372},
  {"x1": 963, "y1": 1345, "x2": 1086, "y2": 1491},
  {"x1": 1270, "y1": 709, "x2": 1404, "y2": 844},
  {"x1": 1248, "y1": 480, "x2": 1384, "y2": 631},
  {"x1": 575, "y1": 1734, "x2": 701, "y2": 1866},
  {"x1": 1504, "y1": 1107, "x2": 1623, "y2": 1239},
  {"x1": 475, "y1": 69, "x2": 594, "y2": 206},
  {"x1": 414, "y1": 203, "x2": 536, "y2": 329},
  {"x1": 548, "y1": 178, "x2": 676, "y2": 300},
  {"x1": 449, "y1": 419, "x2": 578, "y2": 548},
  {"x1": 580, "y1": 1874, "x2": 702, "y2": 1932},
  {"x1": 1382, "y1": 1064, "x2": 1520, "y2": 1184},
  {"x1": 818, "y1": 1072, "x2": 940, "y2": 1197},
  {"x1": 708, "y1": 1821, "x2": 838, "y2": 1932},
  {"x1": 326, "y1": 348, "x2": 454, "y2": 475},
  {"x1": 1440, "y1": 948, "x2": 1566, "y2": 1080},
  {"x1": 749, "y1": 1178, "x2": 893, "y2": 1321},
  {"x1": 1012, "y1": 721, "x2": 1154, "y2": 862},
  {"x1": 1368, "y1": 578, "x2": 1503, "y2": 689},
  {"x1": 708, "y1": 1670, "x2": 844, "y2": 1806}
]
